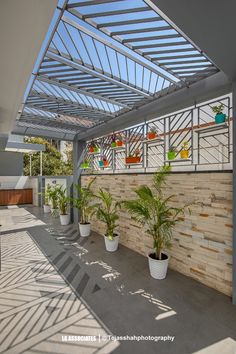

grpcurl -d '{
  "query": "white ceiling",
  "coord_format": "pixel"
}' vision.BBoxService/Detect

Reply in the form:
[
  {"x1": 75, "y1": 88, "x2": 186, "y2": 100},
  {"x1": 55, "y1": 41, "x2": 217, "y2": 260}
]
[{"x1": 0, "y1": 0, "x2": 57, "y2": 145}]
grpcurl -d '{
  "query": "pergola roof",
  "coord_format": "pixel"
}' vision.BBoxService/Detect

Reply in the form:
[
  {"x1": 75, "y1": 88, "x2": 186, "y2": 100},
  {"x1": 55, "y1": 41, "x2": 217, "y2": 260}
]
[{"x1": 15, "y1": 0, "x2": 220, "y2": 140}]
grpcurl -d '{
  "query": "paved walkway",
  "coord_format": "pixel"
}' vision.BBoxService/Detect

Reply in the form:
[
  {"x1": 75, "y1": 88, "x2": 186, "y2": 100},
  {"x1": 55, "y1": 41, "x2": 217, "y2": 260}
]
[{"x1": 0, "y1": 205, "x2": 236, "y2": 354}]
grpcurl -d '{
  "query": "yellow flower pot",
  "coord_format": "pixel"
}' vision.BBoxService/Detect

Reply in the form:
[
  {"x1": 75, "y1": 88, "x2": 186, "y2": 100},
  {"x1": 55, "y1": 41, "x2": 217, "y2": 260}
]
[{"x1": 180, "y1": 150, "x2": 189, "y2": 159}]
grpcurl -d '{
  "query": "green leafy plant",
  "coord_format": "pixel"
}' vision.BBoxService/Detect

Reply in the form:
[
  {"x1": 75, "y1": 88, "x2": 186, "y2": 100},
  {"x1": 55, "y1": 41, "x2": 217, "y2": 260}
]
[
  {"x1": 150, "y1": 127, "x2": 157, "y2": 133},
  {"x1": 57, "y1": 186, "x2": 70, "y2": 215},
  {"x1": 169, "y1": 145, "x2": 177, "y2": 153},
  {"x1": 95, "y1": 189, "x2": 121, "y2": 240},
  {"x1": 211, "y1": 103, "x2": 224, "y2": 114},
  {"x1": 47, "y1": 184, "x2": 61, "y2": 209},
  {"x1": 124, "y1": 166, "x2": 190, "y2": 260},
  {"x1": 181, "y1": 141, "x2": 189, "y2": 150},
  {"x1": 73, "y1": 178, "x2": 96, "y2": 224},
  {"x1": 39, "y1": 183, "x2": 51, "y2": 206}
]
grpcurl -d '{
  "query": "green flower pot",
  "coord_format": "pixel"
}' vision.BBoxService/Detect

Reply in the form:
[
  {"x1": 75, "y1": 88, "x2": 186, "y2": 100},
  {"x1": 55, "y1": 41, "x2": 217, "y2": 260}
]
[
  {"x1": 94, "y1": 147, "x2": 99, "y2": 153},
  {"x1": 111, "y1": 142, "x2": 117, "y2": 148},
  {"x1": 167, "y1": 151, "x2": 176, "y2": 160},
  {"x1": 215, "y1": 113, "x2": 226, "y2": 124}
]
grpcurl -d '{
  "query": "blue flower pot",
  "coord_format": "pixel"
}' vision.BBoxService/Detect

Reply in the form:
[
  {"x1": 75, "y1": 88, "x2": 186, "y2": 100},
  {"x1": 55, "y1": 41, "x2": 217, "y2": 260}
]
[
  {"x1": 98, "y1": 161, "x2": 104, "y2": 167},
  {"x1": 215, "y1": 113, "x2": 226, "y2": 124}
]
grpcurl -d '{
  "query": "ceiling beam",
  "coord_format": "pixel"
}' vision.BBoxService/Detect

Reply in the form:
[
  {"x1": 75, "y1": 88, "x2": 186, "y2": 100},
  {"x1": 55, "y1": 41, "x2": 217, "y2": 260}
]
[
  {"x1": 28, "y1": 91, "x2": 115, "y2": 117},
  {"x1": 62, "y1": 14, "x2": 178, "y2": 85},
  {"x1": 46, "y1": 49, "x2": 149, "y2": 97},
  {"x1": 36, "y1": 75, "x2": 128, "y2": 109}
]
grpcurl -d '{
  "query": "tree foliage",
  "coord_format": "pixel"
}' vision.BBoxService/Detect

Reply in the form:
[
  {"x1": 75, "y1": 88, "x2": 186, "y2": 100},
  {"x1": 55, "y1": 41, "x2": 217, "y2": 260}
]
[{"x1": 23, "y1": 137, "x2": 73, "y2": 176}]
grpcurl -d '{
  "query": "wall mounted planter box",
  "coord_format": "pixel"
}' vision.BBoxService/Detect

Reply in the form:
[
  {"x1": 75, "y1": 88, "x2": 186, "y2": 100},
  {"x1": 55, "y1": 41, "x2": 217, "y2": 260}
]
[
  {"x1": 147, "y1": 132, "x2": 157, "y2": 140},
  {"x1": 125, "y1": 156, "x2": 141, "y2": 164},
  {"x1": 116, "y1": 141, "x2": 124, "y2": 147}
]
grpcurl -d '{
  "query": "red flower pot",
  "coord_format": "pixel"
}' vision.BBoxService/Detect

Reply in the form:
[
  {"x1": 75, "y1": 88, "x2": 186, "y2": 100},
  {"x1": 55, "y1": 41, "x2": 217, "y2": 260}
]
[
  {"x1": 147, "y1": 132, "x2": 157, "y2": 140},
  {"x1": 116, "y1": 140, "x2": 123, "y2": 147}
]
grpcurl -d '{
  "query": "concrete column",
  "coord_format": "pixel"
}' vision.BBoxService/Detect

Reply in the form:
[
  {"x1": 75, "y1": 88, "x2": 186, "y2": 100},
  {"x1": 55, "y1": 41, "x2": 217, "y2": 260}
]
[
  {"x1": 72, "y1": 136, "x2": 86, "y2": 224},
  {"x1": 232, "y1": 82, "x2": 236, "y2": 304}
]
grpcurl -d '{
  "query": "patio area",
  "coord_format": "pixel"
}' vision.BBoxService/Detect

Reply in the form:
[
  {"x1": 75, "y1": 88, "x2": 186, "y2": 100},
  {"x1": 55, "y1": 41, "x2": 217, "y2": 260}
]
[
  {"x1": 1, "y1": 0, "x2": 236, "y2": 353},
  {"x1": 0, "y1": 205, "x2": 236, "y2": 354}
]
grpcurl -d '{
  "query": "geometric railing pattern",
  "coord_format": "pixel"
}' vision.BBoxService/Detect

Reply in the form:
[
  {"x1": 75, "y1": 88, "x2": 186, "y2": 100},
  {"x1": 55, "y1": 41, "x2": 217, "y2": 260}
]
[{"x1": 82, "y1": 95, "x2": 232, "y2": 173}]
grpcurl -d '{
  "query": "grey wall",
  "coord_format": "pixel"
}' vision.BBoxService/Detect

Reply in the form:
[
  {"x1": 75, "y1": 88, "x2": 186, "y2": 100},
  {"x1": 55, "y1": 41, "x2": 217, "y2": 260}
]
[{"x1": 0, "y1": 152, "x2": 23, "y2": 176}]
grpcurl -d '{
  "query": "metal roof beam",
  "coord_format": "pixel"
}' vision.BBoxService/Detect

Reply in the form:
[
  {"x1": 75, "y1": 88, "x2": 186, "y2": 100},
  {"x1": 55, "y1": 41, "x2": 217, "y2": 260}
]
[
  {"x1": 97, "y1": 16, "x2": 163, "y2": 28},
  {"x1": 122, "y1": 34, "x2": 181, "y2": 43},
  {"x1": 46, "y1": 49, "x2": 150, "y2": 97},
  {"x1": 110, "y1": 26, "x2": 172, "y2": 36},
  {"x1": 28, "y1": 91, "x2": 115, "y2": 116},
  {"x1": 36, "y1": 74, "x2": 129, "y2": 109},
  {"x1": 62, "y1": 15, "x2": 178, "y2": 84},
  {"x1": 81, "y1": 7, "x2": 151, "y2": 19},
  {"x1": 67, "y1": 0, "x2": 119, "y2": 7}
]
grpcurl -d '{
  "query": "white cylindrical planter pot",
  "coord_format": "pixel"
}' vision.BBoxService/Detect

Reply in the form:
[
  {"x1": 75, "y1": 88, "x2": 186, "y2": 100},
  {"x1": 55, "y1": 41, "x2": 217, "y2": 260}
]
[
  {"x1": 60, "y1": 214, "x2": 70, "y2": 226},
  {"x1": 43, "y1": 205, "x2": 51, "y2": 213},
  {"x1": 79, "y1": 223, "x2": 91, "y2": 237},
  {"x1": 104, "y1": 235, "x2": 119, "y2": 252},
  {"x1": 148, "y1": 252, "x2": 169, "y2": 279}
]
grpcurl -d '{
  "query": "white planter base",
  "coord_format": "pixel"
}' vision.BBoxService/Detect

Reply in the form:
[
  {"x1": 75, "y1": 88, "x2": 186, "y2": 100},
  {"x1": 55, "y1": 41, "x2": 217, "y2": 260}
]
[
  {"x1": 60, "y1": 214, "x2": 70, "y2": 225},
  {"x1": 43, "y1": 205, "x2": 51, "y2": 213},
  {"x1": 104, "y1": 235, "x2": 119, "y2": 252},
  {"x1": 148, "y1": 252, "x2": 169, "y2": 279},
  {"x1": 79, "y1": 223, "x2": 91, "y2": 237}
]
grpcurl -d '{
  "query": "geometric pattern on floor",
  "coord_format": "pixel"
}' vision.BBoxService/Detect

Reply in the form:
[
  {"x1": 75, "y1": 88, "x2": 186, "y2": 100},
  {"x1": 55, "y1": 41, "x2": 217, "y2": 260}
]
[{"x1": 0, "y1": 231, "x2": 119, "y2": 354}]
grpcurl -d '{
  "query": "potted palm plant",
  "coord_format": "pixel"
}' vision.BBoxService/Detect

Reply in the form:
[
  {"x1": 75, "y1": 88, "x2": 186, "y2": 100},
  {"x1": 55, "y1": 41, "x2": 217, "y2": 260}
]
[
  {"x1": 95, "y1": 189, "x2": 121, "y2": 252},
  {"x1": 124, "y1": 166, "x2": 190, "y2": 279},
  {"x1": 48, "y1": 185, "x2": 61, "y2": 217},
  {"x1": 39, "y1": 184, "x2": 51, "y2": 213},
  {"x1": 73, "y1": 178, "x2": 96, "y2": 237},
  {"x1": 58, "y1": 186, "x2": 70, "y2": 225},
  {"x1": 211, "y1": 103, "x2": 226, "y2": 124}
]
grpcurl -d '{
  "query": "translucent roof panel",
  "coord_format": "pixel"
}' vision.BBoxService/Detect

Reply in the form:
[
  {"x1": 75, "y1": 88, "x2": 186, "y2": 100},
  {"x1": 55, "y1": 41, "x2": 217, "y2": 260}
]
[{"x1": 18, "y1": 0, "x2": 218, "y2": 139}]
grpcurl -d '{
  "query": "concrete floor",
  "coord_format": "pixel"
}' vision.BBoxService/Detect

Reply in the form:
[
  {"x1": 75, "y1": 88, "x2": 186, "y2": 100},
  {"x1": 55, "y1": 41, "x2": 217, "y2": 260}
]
[{"x1": 0, "y1": 206, "x2": 236, "y2": 354}]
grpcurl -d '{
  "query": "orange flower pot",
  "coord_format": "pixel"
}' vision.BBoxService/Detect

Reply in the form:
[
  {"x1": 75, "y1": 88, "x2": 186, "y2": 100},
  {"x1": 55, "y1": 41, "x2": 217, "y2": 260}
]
[
  {"x1": 103, "y1": 160, "x2": 109, "y2": 167},
  {"x1": 180, "y1": 150, "x2": 189, "y2": 159},
  {"x1": 89, "y1": 146, "x2": 94, "y2": 153},
  {"x1": 147, "y1": 132, "x2": 157, "y2": 140},
  {"x1": 125, "y1": 156, "x2": 141, "y2": 164},
  {"x1": 116, "y1": 140, "x2": 123, "y2": 147}
]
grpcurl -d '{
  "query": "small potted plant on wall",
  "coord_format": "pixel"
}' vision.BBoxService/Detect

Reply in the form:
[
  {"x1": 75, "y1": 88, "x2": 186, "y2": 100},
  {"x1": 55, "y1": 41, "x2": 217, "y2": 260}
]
[
  {"x1": 167, "y1": 146, "x2": 177, "y2": 160},
  {"x1": 89, "y1": 142, "x2": 95, "y2": 153},
  {"x1": 81, "y1": 159, "x2": 90, "y2": 169},
  {"x1": 39, "y1": 184, "x2": 51, "y2": 213},
  {"x1": 95, "y1": 189, "x2": 121, "y2": 252},
  {"x1": 125, "y1": 148, "x2": 141, "y2": 164},
  {"x1": 73, "y1": 178, "x2": 96, "y2": 237},
  {"x1": 180, "y1": 141, "x2": 189, "y2": 159},
  {"x1": 58, "y1": 187, "x2": 70, "y2": 225},
  {"x1": 124, "y1": 166, "x2": 190, "y2": 279},
  {"x1": 147, "y1": 127, "x2": 157, "y2": 140},
  {"x1": 111, "y1": 135, "x2": 117, "y2": 148},
  {"x1": 211, "y1": 103, "x2": 226, "y2": 124},
  {"x1": 116, "y1": 133, "x2": 124, "y2": 147}
]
